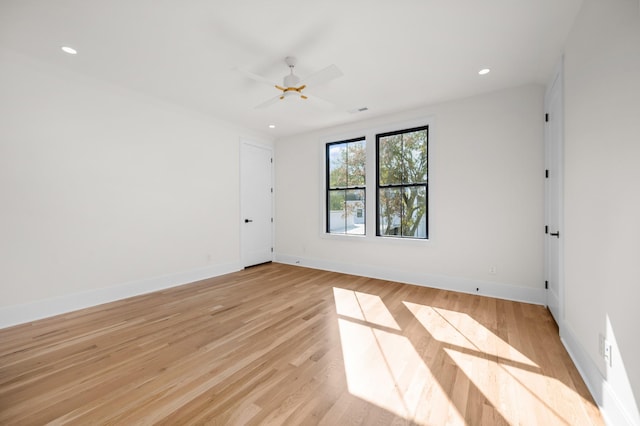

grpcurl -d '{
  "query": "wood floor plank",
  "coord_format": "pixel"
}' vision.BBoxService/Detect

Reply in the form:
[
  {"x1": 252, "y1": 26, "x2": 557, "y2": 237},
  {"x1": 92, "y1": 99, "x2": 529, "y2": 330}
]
[{"x1": 0, "y1": 263, "x2": 604, "y2": 425}]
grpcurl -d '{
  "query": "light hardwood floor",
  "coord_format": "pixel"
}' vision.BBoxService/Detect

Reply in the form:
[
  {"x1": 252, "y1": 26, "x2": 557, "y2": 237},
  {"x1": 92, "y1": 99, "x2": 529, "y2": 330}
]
[{"x1": 0, "y1": 263, "x2": 603, "y2": 425}]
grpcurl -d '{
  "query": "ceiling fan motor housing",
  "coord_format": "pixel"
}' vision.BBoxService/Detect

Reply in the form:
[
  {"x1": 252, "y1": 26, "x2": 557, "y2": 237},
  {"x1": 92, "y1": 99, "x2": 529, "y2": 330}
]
[
  {"x1": 284, "y1": 73, "x2": 300, "y2": 87},
  {"x1": 284, "y1": 56, "x2": 297, "y2": 67},
  {"x1": 283, "y1": 56, "x2": 300, "y2": 87}
]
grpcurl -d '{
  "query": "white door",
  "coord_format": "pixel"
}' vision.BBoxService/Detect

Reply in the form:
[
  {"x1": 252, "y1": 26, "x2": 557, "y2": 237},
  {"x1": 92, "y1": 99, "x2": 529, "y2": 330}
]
[
  {"x1": 545, "y1": 62, "x2": 564, "y2": 325},
  {"x1": 241, "y1": 141, "x2": 273, "y2": 267}
]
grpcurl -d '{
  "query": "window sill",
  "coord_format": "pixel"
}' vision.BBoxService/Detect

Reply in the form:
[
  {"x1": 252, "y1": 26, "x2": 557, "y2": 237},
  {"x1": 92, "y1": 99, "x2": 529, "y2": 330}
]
[{"x1": 321, "y1": 232, "x2": 430, "y2": 245}]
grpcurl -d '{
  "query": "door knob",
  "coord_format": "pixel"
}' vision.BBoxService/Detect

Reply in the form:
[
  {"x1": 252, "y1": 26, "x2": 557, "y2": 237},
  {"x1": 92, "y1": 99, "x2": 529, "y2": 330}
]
[
  {"x1": 244, "y1": 219, "x2": 253, "y2": 223},
  {"x1": 550, "y1": 231, "x2": 560, "y2": 238}
]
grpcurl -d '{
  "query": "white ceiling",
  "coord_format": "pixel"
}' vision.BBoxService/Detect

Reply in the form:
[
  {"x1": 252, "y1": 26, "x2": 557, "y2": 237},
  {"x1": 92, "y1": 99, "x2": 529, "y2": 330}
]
[{"x1": 0, "y1": 0, "x2": 583, "y2": 138}]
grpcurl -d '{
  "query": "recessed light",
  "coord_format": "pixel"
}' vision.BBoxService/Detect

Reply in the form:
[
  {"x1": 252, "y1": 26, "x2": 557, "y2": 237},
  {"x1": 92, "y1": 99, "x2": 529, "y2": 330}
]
[
  {"x1": 61, "y1": 46, "x2": 77, "y2": 55},
  {"x1": 268, "y1": 124, "x2": 276, "y2": 129},
  {"x1": 478, "y1": 68, "x2": 490, "y2": 75}
]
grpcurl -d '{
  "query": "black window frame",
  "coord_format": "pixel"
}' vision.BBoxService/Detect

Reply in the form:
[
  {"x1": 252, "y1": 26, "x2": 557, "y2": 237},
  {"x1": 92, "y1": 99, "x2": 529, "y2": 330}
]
[
  {"x1": 325, "y1": 137, "x2": 367, "y2": 235},
  {"x1": 376, "y1": 125, "x2": 429, "y2": 239}
]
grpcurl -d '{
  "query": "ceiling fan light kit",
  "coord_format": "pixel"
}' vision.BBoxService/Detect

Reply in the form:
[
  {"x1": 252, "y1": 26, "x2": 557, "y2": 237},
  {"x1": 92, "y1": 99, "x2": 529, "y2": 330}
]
[{"x1": 238, "y1": 56, "x2": 342, "y2": 109}]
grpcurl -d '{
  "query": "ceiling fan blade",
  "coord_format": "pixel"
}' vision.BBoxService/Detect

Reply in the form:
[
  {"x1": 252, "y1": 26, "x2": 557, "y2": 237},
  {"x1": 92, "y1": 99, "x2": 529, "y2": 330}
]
[
  {"x1": 254, "y1": 95, "x2": 283, "y2": 109},
  {"x1": 298, "y1": 64, "x2": 343, "y2": 88},
  {"x1": 235, "y1": 67, "x2": 279, "y2": 87},
  {"x1": 303, "y1": 92, "x2": 335, "y2": 109}
]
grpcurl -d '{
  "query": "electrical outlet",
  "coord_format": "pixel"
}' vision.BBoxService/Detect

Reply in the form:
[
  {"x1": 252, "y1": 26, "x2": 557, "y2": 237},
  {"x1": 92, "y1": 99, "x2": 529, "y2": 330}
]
[{"x1": 599, "y1": 333, "x2": 613, "y2": 367}]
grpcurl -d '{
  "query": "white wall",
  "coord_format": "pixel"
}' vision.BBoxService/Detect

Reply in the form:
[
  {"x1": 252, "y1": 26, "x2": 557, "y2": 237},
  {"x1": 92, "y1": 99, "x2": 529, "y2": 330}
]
[
  {"x1": 0, "y1": 47, "x2": 271, "y2": 326},
  {"x1": 275, "y1": 85, "x2": 545, "y2": 303},
  {"x1": 563, "y1": 0, "x2": 640, "y2": 424}
]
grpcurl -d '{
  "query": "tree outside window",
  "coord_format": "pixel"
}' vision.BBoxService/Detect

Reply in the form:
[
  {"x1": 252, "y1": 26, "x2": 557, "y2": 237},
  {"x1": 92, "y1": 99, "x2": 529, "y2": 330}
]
[{"x1": 377, "y1": 126, "x2": 428, "y2": 239}]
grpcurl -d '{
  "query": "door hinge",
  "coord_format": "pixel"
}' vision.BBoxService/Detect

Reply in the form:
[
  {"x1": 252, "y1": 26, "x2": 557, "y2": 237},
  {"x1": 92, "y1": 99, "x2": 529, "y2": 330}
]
[
  {"x1": 545, "y1": 113, "x2": 549, "y2": 122},
  {"x1": 270, "y1": 158, "x2": 273, "y2": 163},
  {"x1": 545, "y1": 280, "x2": 549, "y2": 289},
  {"x1": 545, "y1": 225, "x2": 548, "y2": 234},
  {"x1": 271, "y1": 217, "x2": 273, "y2": 223},
  {"x1": 270, "y1": 187, "x2": 273, "y2": 193},
  {"x1": 545, "y1": 169, "x2": 549, "y2": 178},
  {"x1": 271, "y1": 247, "x2": 273, "y2": 253}
]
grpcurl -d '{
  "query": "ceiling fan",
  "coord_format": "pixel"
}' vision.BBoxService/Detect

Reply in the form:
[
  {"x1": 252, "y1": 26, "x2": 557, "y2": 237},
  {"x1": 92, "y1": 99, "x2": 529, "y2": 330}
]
[{"x1": 238, "y1": 57, "x2": 342, "y2": 109}]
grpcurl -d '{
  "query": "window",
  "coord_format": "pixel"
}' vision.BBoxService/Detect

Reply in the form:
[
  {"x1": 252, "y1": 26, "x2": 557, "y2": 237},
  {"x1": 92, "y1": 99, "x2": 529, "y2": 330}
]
[
  {"x1": 326, "y1": 138, "x2": 366, "y2": 235},
  {"x1": 377, "y1": 126, "x2": 428, "y2": 239}
]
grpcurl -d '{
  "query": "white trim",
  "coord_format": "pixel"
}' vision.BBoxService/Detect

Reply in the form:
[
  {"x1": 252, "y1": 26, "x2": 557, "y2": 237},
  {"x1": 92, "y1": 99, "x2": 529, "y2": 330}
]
[
  {"x1": 0, "y1": 262, "x2": 242, "y2": 330},
  {"x1": 561, "y1": 324, "x2": 639, "y2": 426},
  {"x1": 319, "y1": 116, "x2": 436, "y2": 242},
  {"x1": 274, "y1": 253, "x2": 546, "y2": 305}
]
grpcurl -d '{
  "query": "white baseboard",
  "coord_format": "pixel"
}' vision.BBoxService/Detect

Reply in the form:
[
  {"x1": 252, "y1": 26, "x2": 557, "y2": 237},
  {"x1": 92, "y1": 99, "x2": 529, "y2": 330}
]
[
  {"x1": 0, "y1": 262, "x2": 242, "y2": 330},
  {"x1": 561, "y1": 324, "x2": 640, "y2": 426},
  {"x1": 275, "y1": 253, "x2": 546, "y2": 305}
]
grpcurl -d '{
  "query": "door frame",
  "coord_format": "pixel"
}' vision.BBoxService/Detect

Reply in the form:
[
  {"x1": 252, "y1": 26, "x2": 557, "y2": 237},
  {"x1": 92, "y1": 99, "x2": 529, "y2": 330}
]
[
  {"x1": 239, "y1": 138, "x2": 274, "y2": 268},
  {"x1": 544, "y1": 58, "x2": 565, "y2": 328}
]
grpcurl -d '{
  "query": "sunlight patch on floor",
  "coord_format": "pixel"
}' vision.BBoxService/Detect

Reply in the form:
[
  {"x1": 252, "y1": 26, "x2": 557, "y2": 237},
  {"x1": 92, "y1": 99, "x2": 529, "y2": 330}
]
[
  {"x1": 336, "y1": 318, "x2": 460, "y2": 424},
  {"x1": 405, "y1": 300, "x2": 584, "y2": 425},
  {"x1": 333, "y1": 287, "x2": 400, "y2": 330},
  {"x1": 403, "y1": 301, "x2": 538, "y2": 368},
  {"x1": 332, "y1": 288, "x2": 593, "y2": 425},
  {"x1": 445, "y1": 347, "x2": 572, "y2": 425},
  {"x1": 333, "y1": 287, "x2": 461, "y2": 424}
]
